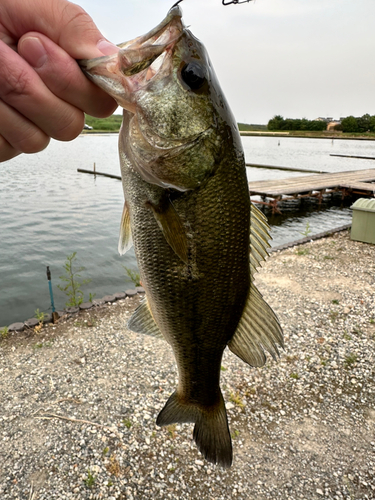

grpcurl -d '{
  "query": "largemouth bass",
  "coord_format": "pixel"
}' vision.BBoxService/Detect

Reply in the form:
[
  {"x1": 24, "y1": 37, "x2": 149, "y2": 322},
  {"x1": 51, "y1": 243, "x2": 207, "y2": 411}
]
[{"x1": 80, "y1": 6, "x2": 283, "y2": 468}]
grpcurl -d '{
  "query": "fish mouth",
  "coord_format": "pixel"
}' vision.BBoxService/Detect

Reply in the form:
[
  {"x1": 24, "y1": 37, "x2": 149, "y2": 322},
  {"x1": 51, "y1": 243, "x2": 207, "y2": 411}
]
[{"x1": 79, "y1": 6, "x2": 184, "y2": 112}]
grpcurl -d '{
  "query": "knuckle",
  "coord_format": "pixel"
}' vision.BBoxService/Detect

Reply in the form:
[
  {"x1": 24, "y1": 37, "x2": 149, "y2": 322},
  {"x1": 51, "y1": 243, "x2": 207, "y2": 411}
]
[
  {"x1": 17, "y1": 131, "x2": 50, "y2": 154},
  {"x1": 0, "y1": 68, "x2": 32, "y2": 102},
  {"x1": 0, "y1": 136, "x2": 20, "y2": 162},
  {"x1": 52, "y1": 110, "x2": 84, "y2": 141}
]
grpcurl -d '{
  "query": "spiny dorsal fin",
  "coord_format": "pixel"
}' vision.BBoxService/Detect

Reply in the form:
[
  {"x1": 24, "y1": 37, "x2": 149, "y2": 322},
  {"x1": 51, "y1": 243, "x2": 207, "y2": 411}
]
[
  {"x1": 250, "y1": 204, "x2": 271, "y2": 277},
  {"x1": 127, "y1": 299, "x2": 165, "y2": 341},
  {"x1": 149, "y1": 198, "x2": 189, "y2": 265},
  {"x1": 118, "y1": 201, "x2": 133, "y2": 255},
  {"x1": 228, "y1": 283, "x2": 284, "y2": 367}
]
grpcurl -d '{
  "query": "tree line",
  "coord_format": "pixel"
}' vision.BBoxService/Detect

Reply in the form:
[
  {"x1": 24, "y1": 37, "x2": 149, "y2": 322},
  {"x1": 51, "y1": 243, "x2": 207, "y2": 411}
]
[
  {"x1": 267, "y1": 114, "x2": 375, "y2": 133},
  {"x1": 267, "y1": 115, "x2": 327, "y2": 132}
]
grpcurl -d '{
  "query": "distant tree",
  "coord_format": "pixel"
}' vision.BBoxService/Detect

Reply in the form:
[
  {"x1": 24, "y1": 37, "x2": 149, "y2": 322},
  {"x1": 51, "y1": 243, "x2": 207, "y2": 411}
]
[
  {"x1": 267, "y1": 115, "x2": 284, "y2": 131},
  {"x1": 357, "y1": 114, "x2": 371, "y2": 133},
  {"x1": 369, "y1": 115, "x2": 375, "y2": 133},
  {"x1": 309, "y1": 120, "x2": 327, "y2": 131},
  {"x1": 341, "y1": 116, "x2": 359, "y2": 133}
]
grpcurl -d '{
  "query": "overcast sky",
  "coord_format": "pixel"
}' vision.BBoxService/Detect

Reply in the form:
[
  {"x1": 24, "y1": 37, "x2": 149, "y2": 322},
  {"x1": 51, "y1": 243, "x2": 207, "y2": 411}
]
[{"x1": 75, "y1": 0, "x2": 375, "y2": 124}]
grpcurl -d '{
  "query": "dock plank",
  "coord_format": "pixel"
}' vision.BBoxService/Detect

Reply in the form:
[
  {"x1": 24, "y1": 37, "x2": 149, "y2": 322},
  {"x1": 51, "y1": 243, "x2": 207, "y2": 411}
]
[{"x1": 249, "y1": 169, "x2": 375, "y2": 197}]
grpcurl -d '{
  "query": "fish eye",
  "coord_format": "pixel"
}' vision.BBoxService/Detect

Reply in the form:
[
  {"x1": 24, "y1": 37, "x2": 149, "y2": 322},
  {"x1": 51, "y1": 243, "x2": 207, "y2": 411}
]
[{"x1": 181, "y1": 62, "x2": 206, "y2": 91}]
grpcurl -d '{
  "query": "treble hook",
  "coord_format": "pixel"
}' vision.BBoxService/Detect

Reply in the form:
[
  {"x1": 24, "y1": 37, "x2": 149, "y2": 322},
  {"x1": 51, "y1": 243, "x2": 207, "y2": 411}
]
[{"x1": 223, "y1": 0, "x2": 253, "y2": 5}]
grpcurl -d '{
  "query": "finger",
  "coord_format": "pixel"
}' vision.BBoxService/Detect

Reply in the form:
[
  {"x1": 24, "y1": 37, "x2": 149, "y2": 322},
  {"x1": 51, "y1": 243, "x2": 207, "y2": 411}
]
[
  {"x1": 18, "y1": 33, "x2": 117, "y2": 118},
  {"x1": 0, "y1": 135, "x2": 21, "y2": 163},
  {"x1": 0, "y1": 40, "x2": 84, "y2": 141},
  {"x1": 0, "y1": 99, "x2": 50, "y2": 154}
]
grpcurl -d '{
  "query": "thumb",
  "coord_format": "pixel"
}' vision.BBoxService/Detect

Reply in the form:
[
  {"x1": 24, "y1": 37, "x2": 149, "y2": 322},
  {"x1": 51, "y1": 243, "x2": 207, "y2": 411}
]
[{"x1": 4, "y1": 0, "x2": 118, "y2": 59}]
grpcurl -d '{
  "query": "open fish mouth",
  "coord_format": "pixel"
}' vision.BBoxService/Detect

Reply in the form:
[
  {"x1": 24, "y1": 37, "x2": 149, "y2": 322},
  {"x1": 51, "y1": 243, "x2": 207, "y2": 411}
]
[{"x1": 79, "y1": 6, "x2": 184, "y2": 112}]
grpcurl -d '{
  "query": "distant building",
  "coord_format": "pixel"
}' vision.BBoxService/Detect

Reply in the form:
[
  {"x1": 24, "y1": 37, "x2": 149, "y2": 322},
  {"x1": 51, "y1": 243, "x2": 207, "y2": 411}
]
[{"x1": 314, "y1": 117, "x2": 334, "y2": 123}]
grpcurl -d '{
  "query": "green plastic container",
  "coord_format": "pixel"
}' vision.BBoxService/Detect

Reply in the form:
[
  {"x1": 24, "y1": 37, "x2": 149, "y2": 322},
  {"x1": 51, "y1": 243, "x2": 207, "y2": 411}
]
[{"x1": 350, "y1": 198, "x2": 375, "y2": 245}]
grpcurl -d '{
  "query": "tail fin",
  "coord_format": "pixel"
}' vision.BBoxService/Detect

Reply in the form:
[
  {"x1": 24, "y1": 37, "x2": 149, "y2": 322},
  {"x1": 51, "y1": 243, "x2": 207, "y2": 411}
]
[{"x1": 156, "y1": 390, "x2": 232, "y2": 468}]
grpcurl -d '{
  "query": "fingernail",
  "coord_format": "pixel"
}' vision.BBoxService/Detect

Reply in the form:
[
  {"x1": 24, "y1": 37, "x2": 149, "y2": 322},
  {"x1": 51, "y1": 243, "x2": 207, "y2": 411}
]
[
  {"x1": 97, "y1": 39, "x2": 119, "y2": 56},
  {"x1": 19, "y1": 37, "x2": 48, "y2": 68}
]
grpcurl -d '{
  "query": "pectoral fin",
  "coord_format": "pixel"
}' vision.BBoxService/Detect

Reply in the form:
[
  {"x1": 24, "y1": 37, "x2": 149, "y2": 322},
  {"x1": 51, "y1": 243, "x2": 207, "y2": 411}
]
[
  {"x1": 249, "y1": 204, "x2": 272, "y2": 277},
  {"x1": 118, "y1": 201, "x2": 133, "y2": 255},
  {"x1": 228, "y1": 283, "x2": 284, "y2": 367},
  {"x1": 127, "y1": 299, "x2": 166, "y2": 341},
  {"x1": 149, "y1": 198, "x2": 189, "y2": 265}
]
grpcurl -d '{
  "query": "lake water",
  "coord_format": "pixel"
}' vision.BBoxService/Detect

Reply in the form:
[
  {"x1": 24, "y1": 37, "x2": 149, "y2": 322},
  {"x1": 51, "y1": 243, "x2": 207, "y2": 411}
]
[{"x1": 1, "y1": 134, "x2": 374, "y2": 326}]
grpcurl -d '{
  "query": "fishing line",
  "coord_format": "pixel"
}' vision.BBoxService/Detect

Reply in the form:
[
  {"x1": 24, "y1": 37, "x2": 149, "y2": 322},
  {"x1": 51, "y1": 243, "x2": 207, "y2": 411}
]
[
  {"x1": 222, "y1": 0, "x2": 253, "y2": 4},
  {"x1": 172, "y1": 0, "x2": 253, "y2": 6}
]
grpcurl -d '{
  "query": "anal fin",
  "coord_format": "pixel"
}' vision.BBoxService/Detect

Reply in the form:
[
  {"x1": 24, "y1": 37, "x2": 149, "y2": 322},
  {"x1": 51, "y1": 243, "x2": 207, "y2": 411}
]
[{"x1": 228, "y1": 283, "x2": 284, "y2": 367}]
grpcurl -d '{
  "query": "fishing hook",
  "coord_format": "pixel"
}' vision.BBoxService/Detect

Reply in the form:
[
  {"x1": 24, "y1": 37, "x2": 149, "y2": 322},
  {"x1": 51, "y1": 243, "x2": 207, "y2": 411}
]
[
  {"x1": 223, "y1": 0, "x2": 253, "y2": 5},
  {"x1": 172, "y1": 0, "x2": 184, "y2": 7}
]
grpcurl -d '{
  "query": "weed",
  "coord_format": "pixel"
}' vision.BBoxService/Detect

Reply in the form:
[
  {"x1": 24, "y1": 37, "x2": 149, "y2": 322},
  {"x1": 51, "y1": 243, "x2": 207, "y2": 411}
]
[
  {"x1": 231, "y1": 430, "x2": 240, "y2": 439},
  {"x1": 89, "y1": 293, "x2": 96, "y2": 303},
  {"x1": 332, "y1": 300, "x2": 340, "y2": 305},
  {"x1": 300, "y1": 221, "x2": 312, "y2": 237},
  {"x1": 84, "y1": 469, "x2": 96, "y2": 489},
  {"x1": 329, "y1": 311, "x2": 339, "y2": 322},
  {"x1": 58, "y1": 252, "x2": 91, "y2": 307},
  {"x1": 343, "y1": 333, "x2": 352, "y2": 341},
  {"x1": 0, "y1": 326, "x2": 9, "y2": 339},
  {"x1": 229, "y1": 391, "x2": 244, "y2": 408},
  {"x1": 34, "y1": 309, "x2": 46, "y2": 323},
  {"x1": 296, "y1": 248, "x2": 310, "y2": 256},
  {"x1": 102, "y1": 447, "x2": 109, "y2": 456},
  {"x1": 220, "y1": 365, "x2": 227, "y2": 371},
  {"x1": 370, "y1": 318, "x2": 375, "y2": 324},
  {"x1": 290, "y1": 373, "x2": 300, "y2": 380},
  {"x1": 167, "y1": 424, "x2": 177, "y2": 439},
  {"x1": 106, "y1": 455, "x2": 121, "y2": 477},
  {"x1": 324, "y1": 255, "x2": 335, "y2": 260},
  {"x1": 122, "y1": 265, "x2": 141, "y2": 287},
  {"x1": 33, "y1": 341, "x2": 54, "y2": 349},
  {"x1": 122, "y1": 419, "x2": 132, "y2": 429},
  {"x1": 344, "y1": 353, "x2": 358, "y2": 368}
]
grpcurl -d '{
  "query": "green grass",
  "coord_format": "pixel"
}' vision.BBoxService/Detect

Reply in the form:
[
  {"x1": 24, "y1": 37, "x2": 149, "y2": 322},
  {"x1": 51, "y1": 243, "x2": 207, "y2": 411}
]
[
  {"x1": 84, "y1": 470, "x2": 96, "y2": 489},
  {"x1": 84, "y1": 114, "x2": 123, "y2": 132},
  {"x1": 344, "y1": 353, "x2": 358, "y2": 368},
  {"x1": 238, "y1": 122, "x2": 267, "y2": 131}
]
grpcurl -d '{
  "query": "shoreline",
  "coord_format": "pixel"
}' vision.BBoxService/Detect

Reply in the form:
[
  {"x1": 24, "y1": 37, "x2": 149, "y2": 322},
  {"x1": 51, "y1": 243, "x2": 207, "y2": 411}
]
[{"x1": 2, "y1": 224, "x2": 353, "y2": 332}]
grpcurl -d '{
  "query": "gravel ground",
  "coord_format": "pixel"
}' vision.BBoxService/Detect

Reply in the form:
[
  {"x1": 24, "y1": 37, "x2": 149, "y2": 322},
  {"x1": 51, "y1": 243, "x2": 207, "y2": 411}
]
[{"x1": 1, "y1": 229, "x2": 374, "y2": 500}]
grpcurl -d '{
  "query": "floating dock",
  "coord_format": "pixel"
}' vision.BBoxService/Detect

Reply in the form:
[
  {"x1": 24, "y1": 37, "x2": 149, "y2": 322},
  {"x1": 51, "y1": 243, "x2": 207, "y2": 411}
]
[{"x1": 248, "y1": 168, "x2": 375, "y2": 213}]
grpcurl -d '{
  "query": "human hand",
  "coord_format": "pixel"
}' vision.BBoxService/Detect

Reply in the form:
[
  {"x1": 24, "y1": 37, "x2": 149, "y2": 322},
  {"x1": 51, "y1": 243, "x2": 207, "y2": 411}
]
[{"x1": 0, "y1": 0, "x2": 119, "y2": 162}]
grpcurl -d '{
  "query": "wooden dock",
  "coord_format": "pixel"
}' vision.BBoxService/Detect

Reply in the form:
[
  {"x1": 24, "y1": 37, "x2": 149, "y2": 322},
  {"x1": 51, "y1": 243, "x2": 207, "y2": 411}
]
[{"x1": 248, "y1": 168, "x2": 375, "y2": 213}]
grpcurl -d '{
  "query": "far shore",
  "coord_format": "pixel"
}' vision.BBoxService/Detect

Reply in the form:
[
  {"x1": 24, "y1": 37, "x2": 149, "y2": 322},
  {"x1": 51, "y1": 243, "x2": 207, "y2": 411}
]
[{"x1": 81, "y1": 129, "x2": 375, "y2": 141}]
